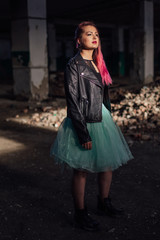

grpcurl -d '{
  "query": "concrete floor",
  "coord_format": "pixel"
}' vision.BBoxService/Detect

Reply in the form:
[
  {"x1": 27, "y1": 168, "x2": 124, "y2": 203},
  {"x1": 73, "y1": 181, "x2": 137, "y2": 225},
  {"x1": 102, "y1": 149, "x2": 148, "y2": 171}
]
[{"x1": 0, "y1": 91, "x2": 160, "y2": 240}]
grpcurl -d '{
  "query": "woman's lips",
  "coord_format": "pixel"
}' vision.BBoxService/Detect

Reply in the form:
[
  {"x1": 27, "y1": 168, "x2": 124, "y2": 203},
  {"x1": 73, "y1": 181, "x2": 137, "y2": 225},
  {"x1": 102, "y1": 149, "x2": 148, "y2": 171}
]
[{"x1": 92, "y1": 41, "x2": 97, "y2": 44}]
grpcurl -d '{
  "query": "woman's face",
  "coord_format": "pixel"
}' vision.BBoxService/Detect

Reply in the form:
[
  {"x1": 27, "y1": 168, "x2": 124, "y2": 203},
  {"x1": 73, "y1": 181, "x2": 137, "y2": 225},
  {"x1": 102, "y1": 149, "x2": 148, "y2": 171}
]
[{"x1": 77, "y1": 25, "x2": 99, "y2": 50}]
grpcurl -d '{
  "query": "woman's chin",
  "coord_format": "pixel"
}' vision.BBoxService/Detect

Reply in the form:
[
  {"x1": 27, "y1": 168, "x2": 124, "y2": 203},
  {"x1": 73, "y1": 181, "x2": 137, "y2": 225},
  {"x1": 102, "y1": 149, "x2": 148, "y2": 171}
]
[{"x1": 83, "y1": 46, "x2": 98, "y2": 50}]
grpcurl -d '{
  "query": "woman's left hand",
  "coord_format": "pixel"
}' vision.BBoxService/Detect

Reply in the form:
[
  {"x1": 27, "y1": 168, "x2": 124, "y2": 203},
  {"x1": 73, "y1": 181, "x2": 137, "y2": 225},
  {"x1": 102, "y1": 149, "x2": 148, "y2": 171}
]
[{"x1": 82, "y1": 141, "x2": 92, "y2": 150}]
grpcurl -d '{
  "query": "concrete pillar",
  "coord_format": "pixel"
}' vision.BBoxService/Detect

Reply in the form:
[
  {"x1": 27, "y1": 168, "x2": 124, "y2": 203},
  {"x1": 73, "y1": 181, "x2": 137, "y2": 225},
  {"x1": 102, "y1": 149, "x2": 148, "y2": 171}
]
[
  {"x1": 118, "y1": 27, "x2": 125, "y2": 77},
  {"x1": 154, "y1": 31, "x2": 160, "y2": 75},
  {"x1": 48, "y1": 23, "x2": 57, "y2": 72},
  {"x1": 134, "y1": 0, "x2": 154, "y2": 83},
  {"x1": 143, "y1": 0, "x2": 154, "y2": 84},
  {"x1": 0, "y1": 39, "x2": 12, "y2": 81},
  {"x1": 11, "y1": 0, "x2": 48, "y2": 100},
  {"x1": 129, "y1": 29, "x2": 135, "y2": 80},
  {"x1": 112, "y1": 28, "x2": 118, "y2": 75}
]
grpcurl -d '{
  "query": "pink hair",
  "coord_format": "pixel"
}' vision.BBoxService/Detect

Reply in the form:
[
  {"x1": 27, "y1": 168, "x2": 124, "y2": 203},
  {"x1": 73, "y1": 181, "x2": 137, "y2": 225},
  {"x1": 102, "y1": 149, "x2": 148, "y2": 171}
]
[{"x1": 75, "y1": 21, "x2": 112, "y2": 86}]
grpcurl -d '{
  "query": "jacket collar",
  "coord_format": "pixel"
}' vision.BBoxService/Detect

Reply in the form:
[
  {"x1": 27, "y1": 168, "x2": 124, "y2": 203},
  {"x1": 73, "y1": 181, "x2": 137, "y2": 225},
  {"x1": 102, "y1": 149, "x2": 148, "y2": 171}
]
[{"x1": 74, "y1": 51, "x2": 103, "y2": 89}]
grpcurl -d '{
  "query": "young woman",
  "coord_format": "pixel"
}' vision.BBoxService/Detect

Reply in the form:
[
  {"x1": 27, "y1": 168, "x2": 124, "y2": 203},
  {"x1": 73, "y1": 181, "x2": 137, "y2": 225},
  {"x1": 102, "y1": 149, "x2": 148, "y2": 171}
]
[{"x1": 50, "y1": 21, "x2": 134, "y2": 231}]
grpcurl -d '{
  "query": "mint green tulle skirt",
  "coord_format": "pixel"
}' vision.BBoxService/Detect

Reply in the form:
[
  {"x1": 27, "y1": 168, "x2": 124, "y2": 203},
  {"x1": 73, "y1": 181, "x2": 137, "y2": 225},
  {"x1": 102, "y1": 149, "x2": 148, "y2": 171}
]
[{"x1": 50, "y1": 104, "x2": 134, "y2": 172}]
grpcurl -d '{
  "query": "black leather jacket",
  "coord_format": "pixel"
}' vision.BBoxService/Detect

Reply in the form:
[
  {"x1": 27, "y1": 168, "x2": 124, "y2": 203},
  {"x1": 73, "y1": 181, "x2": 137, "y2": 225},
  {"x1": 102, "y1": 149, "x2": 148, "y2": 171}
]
[{"x1": 64, "y1": 51, "x2": 111, "y2": 145}]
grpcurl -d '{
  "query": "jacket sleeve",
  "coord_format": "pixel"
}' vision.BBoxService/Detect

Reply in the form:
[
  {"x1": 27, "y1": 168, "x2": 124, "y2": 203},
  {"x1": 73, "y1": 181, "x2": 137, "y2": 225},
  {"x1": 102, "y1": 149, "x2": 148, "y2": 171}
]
[
  {"x1": 64, "y1": 61, "x2": 92, "y2": 145},
  {"x1": 103, "y1": 84, "x2": 111, "y2": 113}
]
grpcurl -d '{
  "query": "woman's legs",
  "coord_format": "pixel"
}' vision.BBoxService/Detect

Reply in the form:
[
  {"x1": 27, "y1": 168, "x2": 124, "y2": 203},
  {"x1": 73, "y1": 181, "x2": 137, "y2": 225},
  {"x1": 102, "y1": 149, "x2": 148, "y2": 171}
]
[
  {"x1": 72, "y1": 169, "x2": 113, "y2": 207},
  {"x1": 97, "y1": 171, "x2": 112, "y2": 200},
  {"x1": 72, "y1": 169, "x2": 87, "y2": 209},
  {"x1": 97, "y1": 170, "x2": 123, "y2": 216},
  {"x1": 72, "y1": 169, "x2": 99, "y2": 231}
]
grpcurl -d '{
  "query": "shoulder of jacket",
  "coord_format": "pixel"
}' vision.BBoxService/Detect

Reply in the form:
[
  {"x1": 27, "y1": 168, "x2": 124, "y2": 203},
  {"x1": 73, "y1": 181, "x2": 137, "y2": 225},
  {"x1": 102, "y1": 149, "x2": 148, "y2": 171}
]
[
  {"x1": 66, "y1": 56, "x2": 79, "y2": 73},
  {"x1": 67, "y1": 52, "x2": 82, "y2": 67},
  {"x1": 67, "y1": 57, "x2": 76, "y2": 66}
]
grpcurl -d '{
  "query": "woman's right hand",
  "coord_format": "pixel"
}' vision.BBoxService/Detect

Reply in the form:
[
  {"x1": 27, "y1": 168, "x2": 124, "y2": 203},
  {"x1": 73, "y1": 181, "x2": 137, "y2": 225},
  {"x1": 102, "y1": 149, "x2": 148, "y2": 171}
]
[{"x1": 82, "y1": 141, "x2": 92, "y2": 150}]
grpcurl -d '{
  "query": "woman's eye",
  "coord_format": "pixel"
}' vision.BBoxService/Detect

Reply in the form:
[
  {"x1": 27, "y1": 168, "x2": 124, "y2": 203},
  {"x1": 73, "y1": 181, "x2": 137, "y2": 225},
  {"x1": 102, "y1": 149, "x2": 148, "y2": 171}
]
[{"x1": 87, "y1": 34, "x2": 92, "y2": 36}]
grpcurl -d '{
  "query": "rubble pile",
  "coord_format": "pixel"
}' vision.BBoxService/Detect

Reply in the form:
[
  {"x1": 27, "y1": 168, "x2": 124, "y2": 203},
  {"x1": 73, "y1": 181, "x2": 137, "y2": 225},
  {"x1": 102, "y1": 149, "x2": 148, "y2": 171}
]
[
  {"x1": 10, "y1": 83, "x2": 160, "y2": 142},
  {"x1": 26, "y1": 106, "x2": 67, "y2": 128},
  {"x1": 112, "y1": 84, "x2": 160, "y2": 140}
]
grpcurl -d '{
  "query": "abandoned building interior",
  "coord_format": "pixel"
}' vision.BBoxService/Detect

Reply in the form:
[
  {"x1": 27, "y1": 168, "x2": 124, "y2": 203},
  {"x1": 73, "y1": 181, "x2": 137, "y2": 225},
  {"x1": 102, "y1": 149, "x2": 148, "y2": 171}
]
[{"x1": 0, "y1": 0, "x2": 159, "y2": 100}]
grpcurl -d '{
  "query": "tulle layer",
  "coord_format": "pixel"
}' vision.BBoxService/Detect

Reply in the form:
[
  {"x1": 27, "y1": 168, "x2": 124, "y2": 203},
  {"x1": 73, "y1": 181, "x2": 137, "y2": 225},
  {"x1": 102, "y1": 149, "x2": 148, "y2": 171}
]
[{"x1": 50, "y1": 104, "x2": 134, "y2": 172}]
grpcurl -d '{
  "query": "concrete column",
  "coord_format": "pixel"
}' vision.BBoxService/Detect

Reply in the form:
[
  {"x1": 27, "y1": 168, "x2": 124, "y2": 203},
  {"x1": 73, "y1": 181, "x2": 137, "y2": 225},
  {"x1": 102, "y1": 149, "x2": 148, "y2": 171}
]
[
  {"x1": 118, "y1": 27, "x2": 125, "y2": 77},
  {"x1": 154, "y1": 31, "x2": 160, "y2": 75},
  {"x1": 133, "y1": 0, "x2": 154, "y2": 83},
  {"x1": 11, "y1": 0, "x2": 48, "y2": 100},
  {"x1": 0, "y1": 39, "x2": 12, "y2": 81},
  {"x1": 129, "y1": 29, "x2": 135, "y2": 80},
  {"x1": 112, "y1": 28, "x2": 118, "y2": 75},
  {"x1": 48, "y1": 23, "x2": 57, "y2": 72},
  {"x1": 143, "y1": 0, "x2": 154, "y2": 84}
]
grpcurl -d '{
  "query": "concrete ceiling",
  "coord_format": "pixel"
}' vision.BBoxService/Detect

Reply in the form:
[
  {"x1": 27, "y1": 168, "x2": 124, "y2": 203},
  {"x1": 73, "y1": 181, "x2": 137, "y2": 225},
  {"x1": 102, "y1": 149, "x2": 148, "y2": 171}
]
[
  {"x1": 47, "y1": 0, "x2": 138, "y2": 26},
  {"x1": 0, "y1": 0, "x2": 160, "y2": 36}
]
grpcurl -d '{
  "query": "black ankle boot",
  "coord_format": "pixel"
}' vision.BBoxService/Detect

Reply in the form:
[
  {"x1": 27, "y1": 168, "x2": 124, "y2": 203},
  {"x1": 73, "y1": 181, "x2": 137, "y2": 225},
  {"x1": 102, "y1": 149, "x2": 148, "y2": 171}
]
[
  {"x1": 74, "y1": 208, "x2": 99, "y2": 231},
  {"x1": 97, "y1": 195, "x2": 124, "y2": 217}
]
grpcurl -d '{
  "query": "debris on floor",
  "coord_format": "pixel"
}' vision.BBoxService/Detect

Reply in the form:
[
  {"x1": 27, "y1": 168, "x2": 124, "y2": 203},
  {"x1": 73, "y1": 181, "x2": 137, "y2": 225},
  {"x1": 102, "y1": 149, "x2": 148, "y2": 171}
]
[{"x1": 6, "y1": 83, "x2": 160, "y2": 143}]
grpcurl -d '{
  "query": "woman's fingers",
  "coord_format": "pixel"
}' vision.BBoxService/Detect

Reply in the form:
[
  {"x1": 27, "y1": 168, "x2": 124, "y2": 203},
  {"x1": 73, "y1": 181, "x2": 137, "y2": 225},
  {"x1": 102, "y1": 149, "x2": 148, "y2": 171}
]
[
  {"x1": 87, "y1": 141, "x2": 92, "y2": 150},
  {"x1": 82, "y1": 141, "x2": 92, "y2": 150}
]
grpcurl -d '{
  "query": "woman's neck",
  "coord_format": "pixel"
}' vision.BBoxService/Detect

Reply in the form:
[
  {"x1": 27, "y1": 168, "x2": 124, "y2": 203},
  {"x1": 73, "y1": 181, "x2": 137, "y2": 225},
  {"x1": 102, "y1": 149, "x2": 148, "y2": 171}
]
[{"x1": 80, "y1": 49, "x2": 94, "y2": 60}]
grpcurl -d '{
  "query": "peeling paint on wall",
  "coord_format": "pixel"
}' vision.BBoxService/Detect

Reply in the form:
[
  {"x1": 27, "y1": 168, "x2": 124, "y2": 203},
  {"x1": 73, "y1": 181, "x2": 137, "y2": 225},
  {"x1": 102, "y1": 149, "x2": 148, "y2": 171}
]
[
  {"x1": 30, "y1": 68, "x2": 48, "y2": 100},
  {"x1": 144, "y1": 74, "x2": 153, "y2": 84},
  {"x1": 30, "y1": 68, "x2": 46, "y2": 89}
]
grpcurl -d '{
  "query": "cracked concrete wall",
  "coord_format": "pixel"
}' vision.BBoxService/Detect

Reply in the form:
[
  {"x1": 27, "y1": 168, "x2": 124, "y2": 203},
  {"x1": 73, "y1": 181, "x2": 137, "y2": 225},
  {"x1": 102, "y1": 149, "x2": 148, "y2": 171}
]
[
  {"x1": 12, "y1": 0, "x2": 48, "y2": 100},
  {"x1": 30, "y1": 68, "x2": 48, "y2": 100},
  {"x1": 29, "y1": 19, "x2": 48, "y2": 68},
  {"x1": 29, "y1": 18, "x2": 48, "y2": 99}
]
